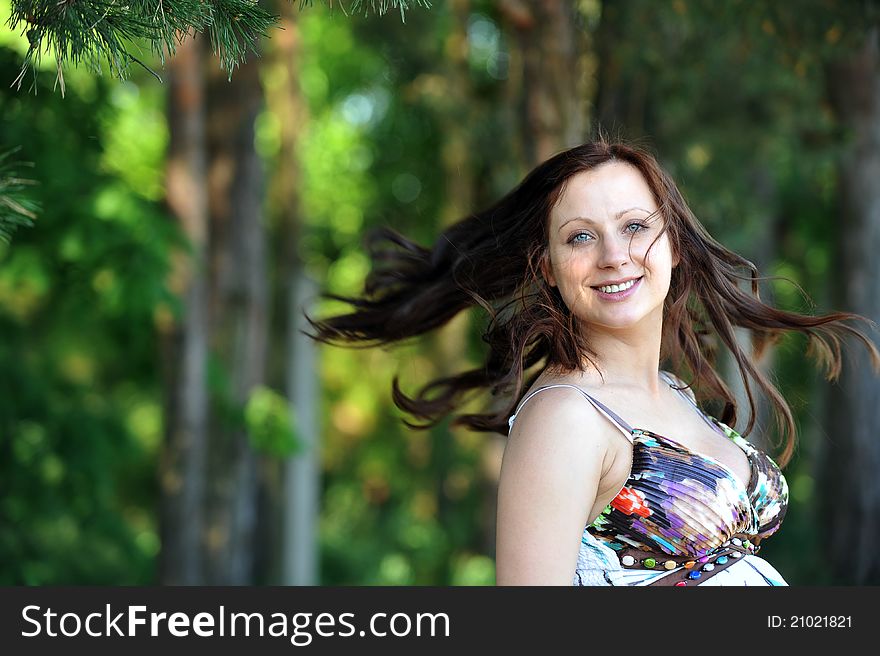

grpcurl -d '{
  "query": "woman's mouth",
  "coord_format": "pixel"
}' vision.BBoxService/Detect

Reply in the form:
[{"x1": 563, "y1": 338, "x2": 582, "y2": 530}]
[{"x1": 591, "y1": 276, "x2": 643, "y2": 301}]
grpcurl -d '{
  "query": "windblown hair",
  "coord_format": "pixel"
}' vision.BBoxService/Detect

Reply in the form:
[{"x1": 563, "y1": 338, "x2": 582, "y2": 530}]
[{"x1": 305, "y1": 139, "x2": 880, "y2": 467}]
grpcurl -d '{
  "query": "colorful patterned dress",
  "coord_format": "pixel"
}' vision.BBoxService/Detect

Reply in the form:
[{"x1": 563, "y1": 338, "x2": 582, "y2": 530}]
[{"x1": 507, "y1": 371, "x2": 789, "y2": 586}]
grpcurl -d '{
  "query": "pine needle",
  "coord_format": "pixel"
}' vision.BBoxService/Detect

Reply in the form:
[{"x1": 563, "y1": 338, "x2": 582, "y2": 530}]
[
  {"x1": 7, "y1": 0, "x2": 432, "y2": 90},
  {"x1": 0, "y1": 148, "x2": 39, "y2": 244}
]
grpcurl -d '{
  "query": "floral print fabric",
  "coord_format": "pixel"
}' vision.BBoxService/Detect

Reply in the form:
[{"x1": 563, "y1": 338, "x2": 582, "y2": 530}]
[
  {"x1": 579, "y1": 416, "x2": 789, "y2": 586},
  {"x1": 588, "y1": 417, "x2": 789, "y2": 558}
]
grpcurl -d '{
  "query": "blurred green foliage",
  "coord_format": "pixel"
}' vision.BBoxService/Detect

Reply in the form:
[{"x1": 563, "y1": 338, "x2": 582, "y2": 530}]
[
  {"x1": 0, "y1": 45, "x2": 174, "y2": 584},
  {"x1": 245, "y1": 386, "x2": 301, "y2": 457}
]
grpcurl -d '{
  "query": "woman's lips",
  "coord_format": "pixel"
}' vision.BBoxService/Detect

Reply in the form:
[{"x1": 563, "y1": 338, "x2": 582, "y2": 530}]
[{"x1": 591, "y1": 276, "x2": 643, "y2": 301}]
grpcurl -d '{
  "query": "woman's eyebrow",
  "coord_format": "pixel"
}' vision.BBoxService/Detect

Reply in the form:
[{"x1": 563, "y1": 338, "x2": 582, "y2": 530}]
[{"x1": 557, "y1": 207, "x2": 653, "y2": 232}]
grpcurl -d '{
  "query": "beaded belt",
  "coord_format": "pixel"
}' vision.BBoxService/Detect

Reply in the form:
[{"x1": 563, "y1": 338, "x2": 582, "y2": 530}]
[{"x1": 615, "y1": 534, "x2": 760, "y2": 586}]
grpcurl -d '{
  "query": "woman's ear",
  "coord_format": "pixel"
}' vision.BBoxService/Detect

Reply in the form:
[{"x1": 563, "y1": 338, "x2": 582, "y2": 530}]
[{"x1": 540, "y1": 252, "x2": 557, "y2": 287}]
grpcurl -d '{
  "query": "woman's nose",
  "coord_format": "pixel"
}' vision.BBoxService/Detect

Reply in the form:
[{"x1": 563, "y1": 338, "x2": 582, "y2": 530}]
[{"x1": 597, "y1": 234, "x2": 631, "y2": 268}]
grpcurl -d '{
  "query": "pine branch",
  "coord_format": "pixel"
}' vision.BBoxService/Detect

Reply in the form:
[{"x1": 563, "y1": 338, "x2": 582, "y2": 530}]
[
  {"x1": 207, "y1": 0, "x2": 277, "y2": 77},
  {"x1": 6, "y1": 1, "x2": 433, "y2": 92},
  {"x1": 297, "y1": 1, "x2": 432, "y2": 22},
  {"x1": 0, "y1": 148, "x2": 39, "y2": 244}
]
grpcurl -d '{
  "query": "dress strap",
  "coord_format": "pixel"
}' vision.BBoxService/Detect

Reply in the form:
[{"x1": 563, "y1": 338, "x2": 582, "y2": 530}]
[{"x1": 508, "y1": 384, "x2": 634, "y2": 444}]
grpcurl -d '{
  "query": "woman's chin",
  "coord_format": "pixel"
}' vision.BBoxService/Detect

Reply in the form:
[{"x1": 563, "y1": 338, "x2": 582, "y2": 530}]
[{"x1": 580, "y1": 311, "x2": 653, "y2": 332}]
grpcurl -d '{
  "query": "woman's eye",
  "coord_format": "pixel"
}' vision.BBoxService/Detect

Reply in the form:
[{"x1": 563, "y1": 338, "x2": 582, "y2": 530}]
[{"x1": 569, "y1": 223, "x2": 647, "y2": 244}]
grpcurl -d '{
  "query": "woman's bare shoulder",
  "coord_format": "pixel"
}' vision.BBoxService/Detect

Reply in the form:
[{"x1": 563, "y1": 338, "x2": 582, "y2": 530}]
[
  {"x1": 513, "y1": 377, "x2": 600, "y2": 431},
  {"x1": 496, "y1": 377, "x2": 621, "y2": 584},
  {"x1": 507, "y1": 371, "x2": 634, "y2": 489},
  {"x1": 512, "y1": 370, "x2": 617, "y2": 430},
  {"x1": 503, "y1": 378, "x2": 619, "y2": 479}
]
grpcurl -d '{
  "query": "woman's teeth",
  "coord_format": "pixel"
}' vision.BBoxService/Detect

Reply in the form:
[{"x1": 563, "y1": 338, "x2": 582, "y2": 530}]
[{"x1": 597, "y1": 278, "x2": 638, "y2": 294}]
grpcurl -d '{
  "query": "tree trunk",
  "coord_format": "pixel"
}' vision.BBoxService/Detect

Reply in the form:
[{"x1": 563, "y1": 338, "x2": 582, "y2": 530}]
[
  {"x1": 821, "y1": 26, "x2": 880, "y2": 584},
  {"x1": 284, "y1": 272, "x2": 320, "y2": 585},
  {"x1": 159, "y1": 33, "x2": 209, "y2": 585},
  {"x1": 498, "y1": 0, "x2": 592, "y2": 166},
  {"x1": 261, "y1": 4, "x2": 320, "y2": 586},
  {"x1": 202, "y1": 48, "x2": 269, "y2": 585},
  {"x1": 431, "y1": 0, "x2": 476, "y2": 571}
]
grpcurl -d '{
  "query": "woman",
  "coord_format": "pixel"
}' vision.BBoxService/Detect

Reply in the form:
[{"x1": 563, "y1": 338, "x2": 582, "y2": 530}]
[{"x1": 306, "y1": 139, "x2": 879, "y2": 586}]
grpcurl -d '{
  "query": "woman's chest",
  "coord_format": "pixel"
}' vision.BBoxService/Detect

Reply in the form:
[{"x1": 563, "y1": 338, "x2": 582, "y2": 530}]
[
  {"x1": 625, "y1": 411, "x2": 752, "y2": 489},
  {"x1": 590, "y1": 425, "x2": 749, "y2": 526}
]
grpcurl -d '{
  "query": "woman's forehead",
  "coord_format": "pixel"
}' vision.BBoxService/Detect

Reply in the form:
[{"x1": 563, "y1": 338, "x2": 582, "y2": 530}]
[{"x1": 551, "y1": 163, "x2": 657, "y2": 224}]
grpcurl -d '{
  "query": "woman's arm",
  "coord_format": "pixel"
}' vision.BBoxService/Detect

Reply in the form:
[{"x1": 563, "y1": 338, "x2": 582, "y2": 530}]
[{"x1": 495, "y1": 387, "x2": 611, "y2": 585}]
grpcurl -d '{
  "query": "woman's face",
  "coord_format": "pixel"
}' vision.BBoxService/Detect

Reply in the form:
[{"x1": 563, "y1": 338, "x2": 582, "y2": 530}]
[{"x1": 543, "y1": 161, "x2": 679, "y2": 333}]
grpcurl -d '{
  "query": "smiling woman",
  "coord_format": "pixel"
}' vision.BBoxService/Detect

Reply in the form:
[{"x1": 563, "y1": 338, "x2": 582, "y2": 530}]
[
  {"x1": 541, "y1": 163, "x2": 677, "y2": 335},
  {"x1": 305, "y1": 138, "x2": 880, "y2": 586}
]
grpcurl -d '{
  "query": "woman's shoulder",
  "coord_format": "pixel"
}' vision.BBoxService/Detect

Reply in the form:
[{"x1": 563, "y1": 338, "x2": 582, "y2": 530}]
[
  {"x1": 496, "y1": 383, "x2": 617, "y2": 584},
  {"x1": 509, "y1": 372, "x2": 607, "y2": 432},
  {"x1": 505, "y1": 374, "x2": 629, "y2": 479},
  {"x1": 498, "y1": 374, "x2": 635, "y2": 564},
  {"x1": 510, "y1": 376, "x2": 602, "y2": 430}
]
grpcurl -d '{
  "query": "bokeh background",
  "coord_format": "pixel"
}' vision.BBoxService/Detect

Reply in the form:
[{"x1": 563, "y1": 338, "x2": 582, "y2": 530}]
[{"x1": 1, "y1": 0, "x2": 879, "y2": 585}]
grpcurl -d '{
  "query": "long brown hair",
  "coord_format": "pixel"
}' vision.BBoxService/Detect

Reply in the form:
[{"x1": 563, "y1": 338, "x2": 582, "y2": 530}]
[{"x1": 305, "y1": 139, "x2": 880, "y2": 467}]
